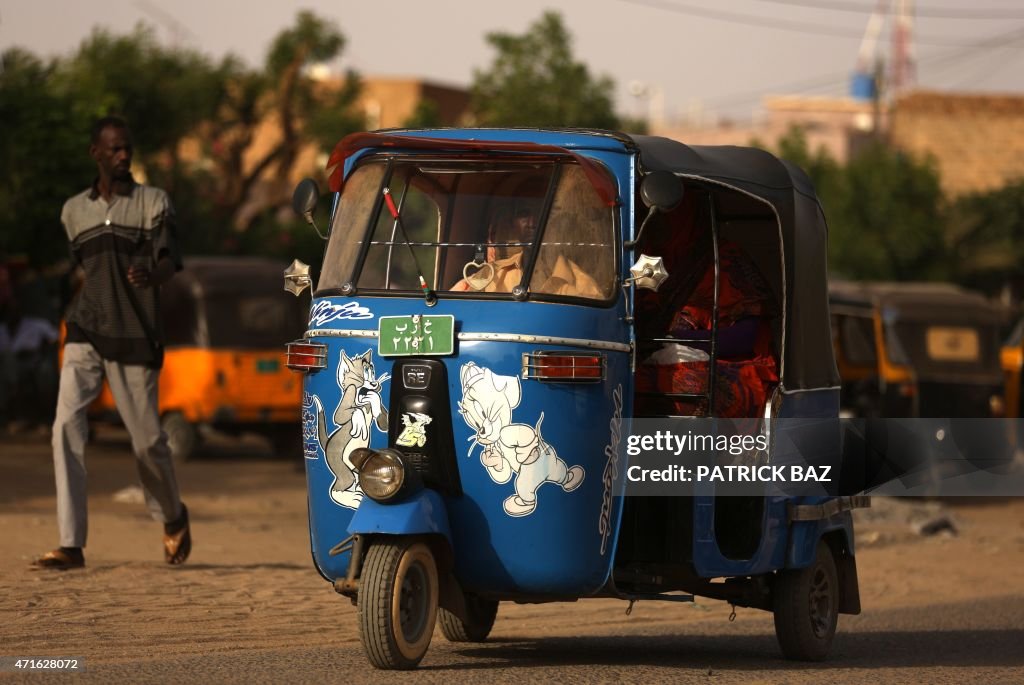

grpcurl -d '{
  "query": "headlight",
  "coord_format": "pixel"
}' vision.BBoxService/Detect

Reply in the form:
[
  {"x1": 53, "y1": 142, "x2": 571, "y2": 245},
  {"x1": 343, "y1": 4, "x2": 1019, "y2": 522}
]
[{"x1": 350, "y1": 448, "x2": 406, "y2": 502}]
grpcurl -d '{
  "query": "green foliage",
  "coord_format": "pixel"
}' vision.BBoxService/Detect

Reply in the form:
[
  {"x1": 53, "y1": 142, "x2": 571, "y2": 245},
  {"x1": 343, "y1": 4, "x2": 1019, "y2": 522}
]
[
  {"x1": 0, "y1": 49, "x2": 94, "y2": 266},
  {"x1": 471, "y1": 11, "x2": 619, "y2": 129},
  {"x1": 46, "y1": 23, "x2": 231, "y2": 197},
  {"x1": 829, "y1": 142, "x2": 946, "y2": 280},
  {"x1": 1, "y1": 11, "x2": 363, "y2": 274},
  {"x1": 774, "y1": 126, "x2": 946, "y2": 282},
  {"x1": 267, "y1": 10, "x2": 344, "y2": 79},
  {"x1": 402, "y1": 99, "x2": 444, "y2": 129},
  {"x1": 946, "y1": 180, "x2": 1024, "y2": 294},
  {"x1": 774, "y1": 125, "x2": 1024, "y2": 296}
]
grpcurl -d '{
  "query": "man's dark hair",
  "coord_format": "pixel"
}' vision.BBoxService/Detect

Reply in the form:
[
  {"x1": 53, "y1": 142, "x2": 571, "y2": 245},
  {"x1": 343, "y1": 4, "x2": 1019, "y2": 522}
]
[{"x1": 90, "y1": 116, "x2": 129, "y2": 144}]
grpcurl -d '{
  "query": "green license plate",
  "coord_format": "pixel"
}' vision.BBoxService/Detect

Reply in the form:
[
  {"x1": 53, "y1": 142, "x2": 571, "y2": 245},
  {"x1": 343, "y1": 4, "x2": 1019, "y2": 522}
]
[
  {"x1": 378, "y1": 315, "x2": 455, "y2": 357},
  {"x1": 256, "y1": 359, "x2": 280, "y2": 373}
]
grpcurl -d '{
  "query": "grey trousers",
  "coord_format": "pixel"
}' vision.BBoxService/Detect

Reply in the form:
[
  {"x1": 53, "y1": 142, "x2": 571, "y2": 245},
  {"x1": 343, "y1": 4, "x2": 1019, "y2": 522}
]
[{"x1": 51, "y1": 343, "x2": 182, "y2": 548}]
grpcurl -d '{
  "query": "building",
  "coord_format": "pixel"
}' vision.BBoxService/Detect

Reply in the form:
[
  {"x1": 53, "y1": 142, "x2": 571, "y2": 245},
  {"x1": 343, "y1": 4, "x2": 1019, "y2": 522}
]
[
  {"x1": 652, "y1": 89, "x2": 1024, "y2": 197},
  {"x1": 358, "y1": 77, "x2": 472, "y2": 130},
  {"x1": 890, "y1": 91, "x2": 1024, "y2": 196},
  {"x1": 655, "y1": 95, "x2": 883, "y2": 165}
]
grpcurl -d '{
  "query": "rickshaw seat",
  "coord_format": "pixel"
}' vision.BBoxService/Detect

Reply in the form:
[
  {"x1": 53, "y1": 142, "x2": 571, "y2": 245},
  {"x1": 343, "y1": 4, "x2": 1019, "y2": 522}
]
[{"x1": 634, "y1": 320, "x2": 778, "y2": 419}]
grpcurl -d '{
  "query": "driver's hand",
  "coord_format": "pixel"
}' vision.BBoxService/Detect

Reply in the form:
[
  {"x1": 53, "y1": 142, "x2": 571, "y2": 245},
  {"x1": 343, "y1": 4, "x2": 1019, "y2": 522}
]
[{"x1": 127, "y1": 265, "x2": 151, "y2": 288}]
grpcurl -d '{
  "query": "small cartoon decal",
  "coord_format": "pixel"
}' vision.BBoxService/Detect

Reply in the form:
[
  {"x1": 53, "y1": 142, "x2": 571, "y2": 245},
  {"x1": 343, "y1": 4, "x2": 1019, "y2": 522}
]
[
  {"x1": 310, "y1": 350, "x2": 390, "y2": 509},
  {"x1": 396, "y1": 412, "x2": 432, "y2": 448},
  {"x1": 458, "y1": 362, "x2": 584, "y2": 517}
]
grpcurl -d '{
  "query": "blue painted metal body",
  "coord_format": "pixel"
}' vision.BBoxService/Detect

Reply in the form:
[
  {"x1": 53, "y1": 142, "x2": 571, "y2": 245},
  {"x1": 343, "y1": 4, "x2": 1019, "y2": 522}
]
[
  {"x1": 348, "y1": 489, "x2": 453, "y2": 540},
  {"x1": 300, "y1": 128, "x2": 854, "y2": 600}
]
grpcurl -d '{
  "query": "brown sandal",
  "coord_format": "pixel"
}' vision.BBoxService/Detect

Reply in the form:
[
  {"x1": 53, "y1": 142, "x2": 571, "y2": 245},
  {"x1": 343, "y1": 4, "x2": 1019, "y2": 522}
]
[
  {"x1": 31, "y1": 549, "x2": 85, "y2": 570},
  {"x1": 163, "y1": 505, "x2": 192, "y2": 565}
]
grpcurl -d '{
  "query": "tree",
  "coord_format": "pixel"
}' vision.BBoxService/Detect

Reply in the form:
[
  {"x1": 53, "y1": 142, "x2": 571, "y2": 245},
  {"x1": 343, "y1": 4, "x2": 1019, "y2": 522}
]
[
  {"x1": 402, "y1": 99, "x2": 443, "y2": 129},
  {"x1": 0, "y1": 11, "x2": 364, "y2": 270},
  {"x1": 773, "y1": 126, "x2": 945, "y2": 282},
  {"x1": 946, "y1": 180, "x2": 1024, "y2": 297},
  {"x1": 471, "y1": 12, "x2": 619, "y2": 129},
  {"x1": 205, "y1": 10, "x2": 363, "y2": 232},
  {"x1": 0, "y1": 49, "x2": 95, "y2": 267},
  {"x1": 51, "y1": 24, "x2": 231, "y2": 190}
]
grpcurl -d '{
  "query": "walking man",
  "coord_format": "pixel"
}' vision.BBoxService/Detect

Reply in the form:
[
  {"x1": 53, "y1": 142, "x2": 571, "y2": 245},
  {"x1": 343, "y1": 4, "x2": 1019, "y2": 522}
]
[{"x1": 33, "y1": 116, "x2": 190, "y2": 569}]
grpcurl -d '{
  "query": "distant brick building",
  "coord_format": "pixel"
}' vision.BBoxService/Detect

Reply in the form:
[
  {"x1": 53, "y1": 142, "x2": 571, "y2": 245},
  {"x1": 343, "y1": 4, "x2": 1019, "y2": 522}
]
[
  {"x1": 653, "y1": 90, "x2": 1024, "y2": 197},
  {"x1": 890, "y1": 91, "x2": 1024, "y2": 196},
  {"x1": 655, "y1": 95, "x2": 883, "y2": 165},
  {"x1": 359, "y1": 77, "x2": 472, "y2": 130}
]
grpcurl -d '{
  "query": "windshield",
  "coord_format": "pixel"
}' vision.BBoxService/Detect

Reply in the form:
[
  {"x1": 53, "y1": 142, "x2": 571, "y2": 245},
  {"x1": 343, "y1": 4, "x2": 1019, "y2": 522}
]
[{"x1": 318, "y1": 157, "x2": 616, "y2": 301}]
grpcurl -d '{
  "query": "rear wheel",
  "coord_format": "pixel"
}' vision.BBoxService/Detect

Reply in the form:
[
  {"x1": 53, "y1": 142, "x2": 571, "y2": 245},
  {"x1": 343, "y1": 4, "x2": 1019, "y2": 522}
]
[
  {"x1": 773, "y1": 541, "x2": 839, "y2": 661},
  {"x1": 162, "y1": 411, "x2": 198, "y2": 464},
  {"x1": 265, "y1": 424, "x2": 301, "y2": 458},
  {"x1": 439, "y1": 595, "x2": 498, "y2": 642},
  {"x1": 358, "y1": 539, "x2": 438, "y2": 670}
]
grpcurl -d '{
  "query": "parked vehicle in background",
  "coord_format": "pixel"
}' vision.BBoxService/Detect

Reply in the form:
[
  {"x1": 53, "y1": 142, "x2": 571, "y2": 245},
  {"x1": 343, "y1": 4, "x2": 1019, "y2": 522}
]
[
  {"x1": 829, "y1": 281, "x2": 1006, "y2": 419},
  {"x1": 90, "y1": 257, "x2": 309, "y2": 461},
  {"x1": 1000, "y1": 316, "x2": 1024, "y2": 418}
]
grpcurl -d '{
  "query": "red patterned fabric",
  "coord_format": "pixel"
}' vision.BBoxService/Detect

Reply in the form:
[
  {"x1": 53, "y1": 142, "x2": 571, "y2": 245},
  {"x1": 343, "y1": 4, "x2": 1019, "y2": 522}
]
[
  {"x1": 635, "y1": 222, "x2": 778, "y2": 417},
  {"x1": 635, "y1": 342, "x2": 778, "y2": 417}
]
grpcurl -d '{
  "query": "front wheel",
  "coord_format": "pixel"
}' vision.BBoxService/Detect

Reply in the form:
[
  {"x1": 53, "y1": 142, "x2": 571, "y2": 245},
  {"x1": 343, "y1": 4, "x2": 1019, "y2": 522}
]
[
  {"x1": 773, "y1": 541, "x2": 840, "y2": 661},
  {"x1": 439, "y1": 595, "x2": 498, "y2": 642},
  {"x1": 358, "y1": 539, "x2": 438, "y2": 670}
]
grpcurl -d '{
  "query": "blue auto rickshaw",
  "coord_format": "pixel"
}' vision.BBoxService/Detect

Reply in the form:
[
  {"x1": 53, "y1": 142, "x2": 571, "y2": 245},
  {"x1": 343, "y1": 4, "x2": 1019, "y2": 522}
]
[{"x1": 283, "y1": 129, "x2": 866, "y2": 669}]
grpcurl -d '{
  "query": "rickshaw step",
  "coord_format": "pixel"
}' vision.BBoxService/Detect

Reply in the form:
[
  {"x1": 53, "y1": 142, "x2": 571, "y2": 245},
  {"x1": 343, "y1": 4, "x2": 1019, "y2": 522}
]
[
  {"x1": 787, "y1": 496, "x2": 871, "y2": 523},
  {"x1": 619, "y1": 593, "x2": 695, "y2": 603}
]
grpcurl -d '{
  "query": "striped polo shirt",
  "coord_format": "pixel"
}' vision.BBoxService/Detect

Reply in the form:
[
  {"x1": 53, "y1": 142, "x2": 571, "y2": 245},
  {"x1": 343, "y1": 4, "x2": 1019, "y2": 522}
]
[{"x1": 61, "y1": 178, "x2": 181, "y2": 367}]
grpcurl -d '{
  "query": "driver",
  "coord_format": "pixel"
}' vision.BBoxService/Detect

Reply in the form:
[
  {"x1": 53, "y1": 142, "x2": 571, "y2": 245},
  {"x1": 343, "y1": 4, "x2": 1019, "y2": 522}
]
[
  {"x1": 451, "y1": 201, "x2": 534, "y2": 293},
  {"x1": 451, "y1": 193, "x2": 602, "y2": 298}
]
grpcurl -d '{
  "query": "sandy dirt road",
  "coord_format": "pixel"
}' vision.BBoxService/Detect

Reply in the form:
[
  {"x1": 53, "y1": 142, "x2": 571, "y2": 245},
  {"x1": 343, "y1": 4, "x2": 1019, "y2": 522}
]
[{"x1": 2, "y1": 429, "x2": 1023, "y2": 684}]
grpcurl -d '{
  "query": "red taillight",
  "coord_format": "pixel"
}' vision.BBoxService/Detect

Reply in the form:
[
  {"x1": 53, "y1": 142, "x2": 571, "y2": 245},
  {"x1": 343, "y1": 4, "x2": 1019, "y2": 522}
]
[
  {"x1": 285, "y1": 340, "x2": 327, "y2": 372},
  {"x1": 522, "y1": 352, "x2": 604, "y2": 382}
]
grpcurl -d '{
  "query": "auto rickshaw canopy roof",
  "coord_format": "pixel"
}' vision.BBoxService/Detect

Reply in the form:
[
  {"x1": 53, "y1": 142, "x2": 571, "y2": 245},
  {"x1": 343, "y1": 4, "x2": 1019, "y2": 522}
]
[
  {"x1": 829, "y1": 280, "x2": 1004, "y2": 325},
  {"x1": 327, "y1": 128, "x2": 840, "y2": 391}
]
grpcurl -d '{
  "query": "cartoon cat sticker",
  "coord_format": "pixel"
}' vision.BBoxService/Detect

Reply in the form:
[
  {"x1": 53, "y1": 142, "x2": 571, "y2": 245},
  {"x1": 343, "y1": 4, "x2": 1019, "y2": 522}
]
[
  {"x1": 458, "y1": 362, "x2": 584, "y2": 517},
  {"x1": 310, "y1": 349, "x2": 390, "y2": 509}
]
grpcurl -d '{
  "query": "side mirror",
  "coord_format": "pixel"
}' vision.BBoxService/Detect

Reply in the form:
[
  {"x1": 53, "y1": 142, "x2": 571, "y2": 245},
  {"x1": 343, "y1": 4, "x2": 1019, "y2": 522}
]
[
  {"x1": 640, "y1": 171, "x2": 684, "y2": 213},
  {"x1": 292, "y1": 178, "x2": 320, "y2": 223},
  {"x1": 625, "y1": 171, "x2": 684, "y2": 249},
  {"x1": 292, "y1": 179, "x2": 327, "y2": 240}
]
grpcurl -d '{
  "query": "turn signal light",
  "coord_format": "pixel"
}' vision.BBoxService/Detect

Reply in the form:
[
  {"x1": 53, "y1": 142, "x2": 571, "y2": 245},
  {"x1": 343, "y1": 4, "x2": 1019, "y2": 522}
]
[
  {"x1": 522, "y1": 352, "x2": 605, "y2": 382},
  {"x1": 285, "y1": 340, "x2": 327, "y2": 372}
]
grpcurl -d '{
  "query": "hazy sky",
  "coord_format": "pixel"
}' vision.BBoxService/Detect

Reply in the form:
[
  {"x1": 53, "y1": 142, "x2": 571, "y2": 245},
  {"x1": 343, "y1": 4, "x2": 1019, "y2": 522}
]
[{"x1": 3, "y1": 0, "x2": 1023, "y2": 124}]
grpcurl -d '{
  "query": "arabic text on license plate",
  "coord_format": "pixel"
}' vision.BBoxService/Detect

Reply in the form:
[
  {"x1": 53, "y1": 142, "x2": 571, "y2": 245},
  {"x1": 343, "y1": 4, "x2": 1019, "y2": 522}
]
[{"x1": 378, "y1": 315, "x2": 454, "y2": 356}]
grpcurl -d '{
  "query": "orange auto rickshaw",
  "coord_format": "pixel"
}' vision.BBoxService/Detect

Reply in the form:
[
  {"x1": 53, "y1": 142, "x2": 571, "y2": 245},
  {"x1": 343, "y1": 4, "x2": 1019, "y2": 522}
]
[{"x1": 90, "y1": 257, "x2": 308, "y2": 460}]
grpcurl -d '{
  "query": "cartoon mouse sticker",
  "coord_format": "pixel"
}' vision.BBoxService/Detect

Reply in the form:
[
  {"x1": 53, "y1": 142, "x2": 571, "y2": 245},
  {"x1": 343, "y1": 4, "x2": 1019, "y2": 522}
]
[
  {"x1": 458, "y1": 362, "x2": 584, "y2": 517},
  {"x1": 309, "y1": 349, "x2": 390, "y2": 509}
]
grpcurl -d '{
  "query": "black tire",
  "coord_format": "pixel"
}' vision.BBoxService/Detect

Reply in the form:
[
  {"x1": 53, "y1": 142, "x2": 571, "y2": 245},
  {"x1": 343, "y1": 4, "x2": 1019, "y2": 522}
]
[
  {"x1": 773, "y1": 541, "x2": 840, "y2": 661},
  {"x1": 358, "y1": 539, "x2": 438, "y2": 670},
  {"x1": 438, "y1": 595, "x2": 498, "y2": 642},
  {"x1": 265, "y1": 424, "x2": 302, "y2": 459},
  {"x1": 162, "y1": 411, "x2": 198, "y2": 464}
]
